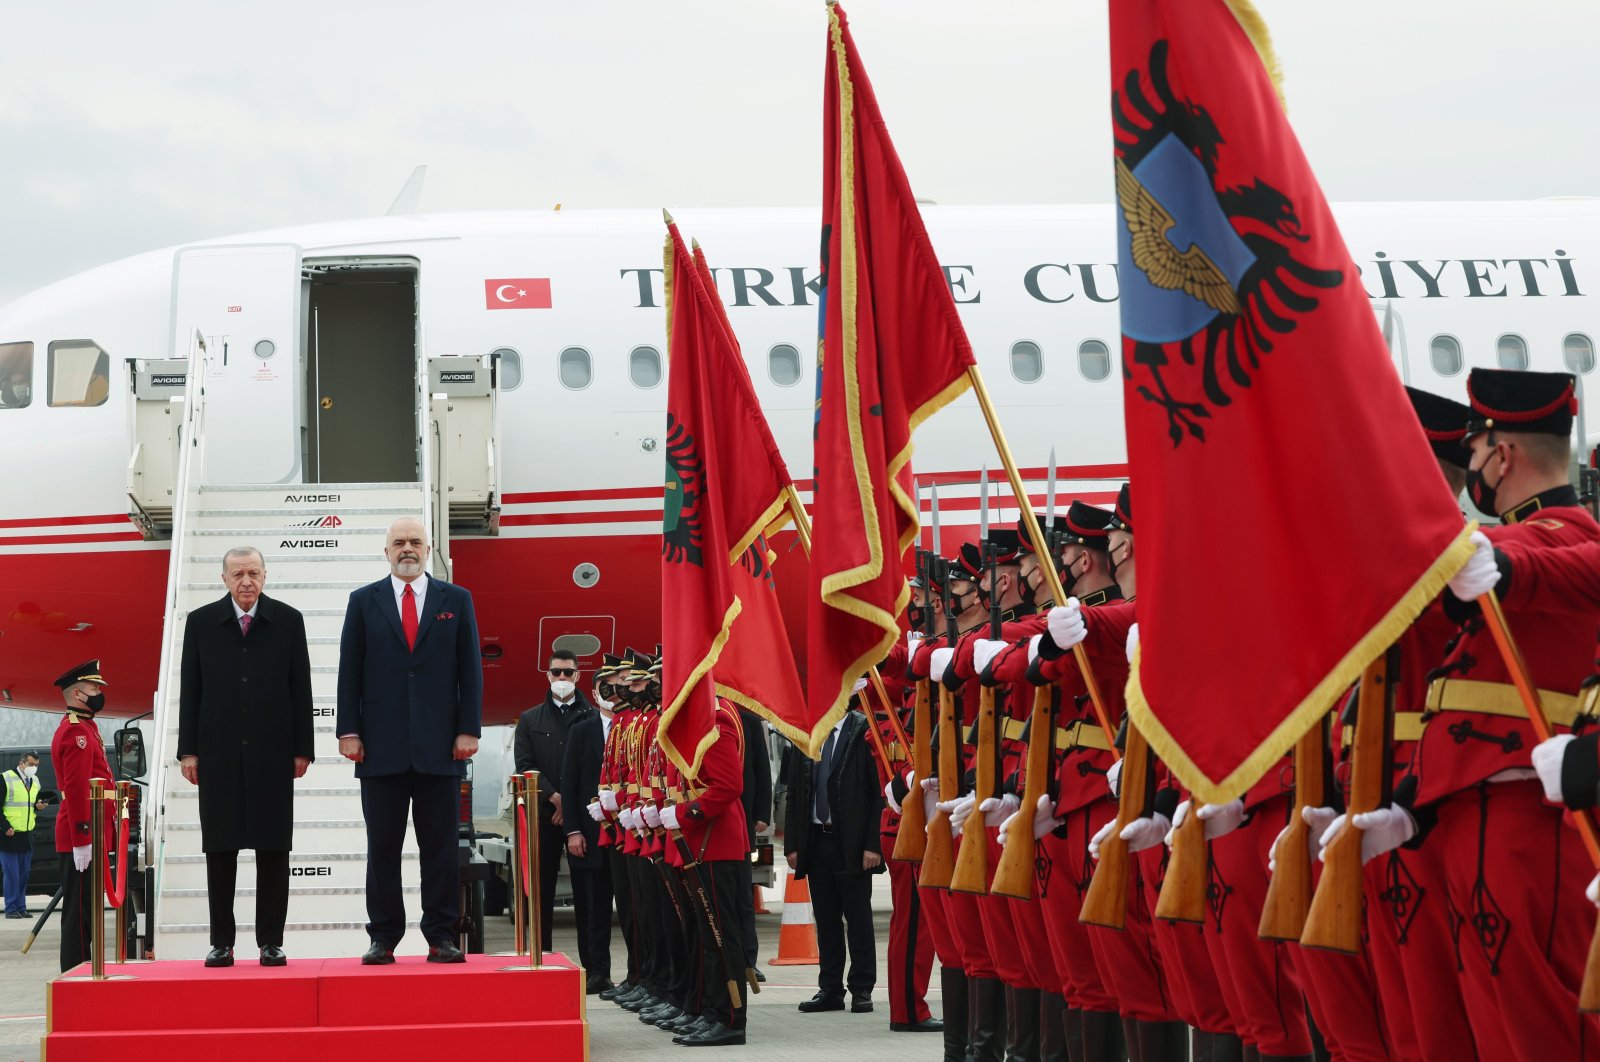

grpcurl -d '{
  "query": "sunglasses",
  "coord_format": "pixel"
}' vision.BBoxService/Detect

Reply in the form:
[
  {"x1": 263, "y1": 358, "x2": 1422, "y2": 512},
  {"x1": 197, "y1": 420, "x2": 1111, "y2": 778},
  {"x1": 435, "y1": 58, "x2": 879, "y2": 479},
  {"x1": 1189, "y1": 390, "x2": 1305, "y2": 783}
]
[{"x1": 548, "y1": 668, "x2": 577, "y2": 678}]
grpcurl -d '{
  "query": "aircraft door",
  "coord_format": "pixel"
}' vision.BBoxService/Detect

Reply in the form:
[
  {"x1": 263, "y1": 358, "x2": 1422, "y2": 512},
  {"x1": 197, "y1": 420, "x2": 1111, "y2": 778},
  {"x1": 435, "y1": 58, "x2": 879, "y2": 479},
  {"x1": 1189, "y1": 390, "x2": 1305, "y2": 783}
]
[{"x1": 172, "y1": 243, "x2": 303, "y2": 484}]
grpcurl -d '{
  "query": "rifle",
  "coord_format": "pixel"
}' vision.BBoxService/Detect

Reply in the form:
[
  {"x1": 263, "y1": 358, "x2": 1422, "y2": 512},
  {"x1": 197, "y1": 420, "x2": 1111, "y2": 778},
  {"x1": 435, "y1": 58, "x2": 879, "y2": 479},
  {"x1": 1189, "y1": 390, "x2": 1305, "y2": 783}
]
[
  {"x1": 1301, "y1": 649, "x2": 1396, "y2": 953},
  {"x1": 1153, "y1": 786, "x2": 1207, "y2": 924},
  {"x1": 670, "y1": 777, "x2": 759, "y2": 1004},
  {"x1": 952, "y1": 469, "x2": 1002, "y2": 895},
  {"x1": 893, "y1": 532, "x2": 937, "y2": 863},
  {"x1": 1079, "y1": 719, "x2": 1152, "y2": 930},
  {"x1": 921, "y1": 486, "x2": 962, "y2": 890},
  {"x1": 993, "y1": 454, "x2": 1060, "y2": 899},
  {"x1": 21, "y1": 883, "x2": 64, "y2": 954},
  {"x1": 1259, "y1": 702, "x2": 1333, "y2": 940}
]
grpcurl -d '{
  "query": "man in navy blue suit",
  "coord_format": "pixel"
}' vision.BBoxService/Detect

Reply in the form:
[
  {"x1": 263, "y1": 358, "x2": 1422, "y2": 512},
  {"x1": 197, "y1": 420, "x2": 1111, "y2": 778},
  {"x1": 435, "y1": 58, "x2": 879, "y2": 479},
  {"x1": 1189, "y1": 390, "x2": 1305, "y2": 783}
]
[{"x1": 336, "y1": 516, "x2": 482, "y2": 964}]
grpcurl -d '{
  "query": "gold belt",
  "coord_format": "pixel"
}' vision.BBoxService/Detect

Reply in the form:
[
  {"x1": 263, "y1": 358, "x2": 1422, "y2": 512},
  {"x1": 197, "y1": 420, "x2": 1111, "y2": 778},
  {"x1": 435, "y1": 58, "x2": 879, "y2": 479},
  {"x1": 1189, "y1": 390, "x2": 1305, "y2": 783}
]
[
  {"x1": 1341, "y1": 711, "x2": 1426, "y2": 748},
  {"x1": 1058, "y1": 719, "x2": 1112, "y2": 753},
  {"x1": 1424, "y1": 677, "x2": 1583, "y2": 726}
]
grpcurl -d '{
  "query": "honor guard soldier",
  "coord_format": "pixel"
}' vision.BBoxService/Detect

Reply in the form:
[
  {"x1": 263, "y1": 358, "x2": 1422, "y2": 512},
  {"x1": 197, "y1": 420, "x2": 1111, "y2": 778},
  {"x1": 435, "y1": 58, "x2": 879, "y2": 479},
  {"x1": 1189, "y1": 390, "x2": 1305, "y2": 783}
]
[{"x1": 51, "y1": 659, "x2": 114, "y2": 973}]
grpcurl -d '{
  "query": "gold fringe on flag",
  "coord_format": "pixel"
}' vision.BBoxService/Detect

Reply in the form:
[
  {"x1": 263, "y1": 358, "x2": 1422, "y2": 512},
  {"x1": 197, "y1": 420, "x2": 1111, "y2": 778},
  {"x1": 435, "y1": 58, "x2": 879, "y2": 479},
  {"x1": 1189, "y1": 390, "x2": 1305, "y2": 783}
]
[{"x1": 1222, "y1": 0, "x2": 1285, "y2": 109}]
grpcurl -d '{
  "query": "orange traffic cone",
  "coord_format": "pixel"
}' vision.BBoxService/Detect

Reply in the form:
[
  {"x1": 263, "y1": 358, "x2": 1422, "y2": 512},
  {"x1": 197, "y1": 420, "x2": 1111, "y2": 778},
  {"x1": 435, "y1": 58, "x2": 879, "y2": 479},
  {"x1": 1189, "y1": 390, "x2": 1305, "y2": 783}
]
[
  {"x1": 753, "y1": 883, "x2": 769, "y2": 915},
  {"x1": 768, "y1": 870, "x2": 819, "y2": 966}
]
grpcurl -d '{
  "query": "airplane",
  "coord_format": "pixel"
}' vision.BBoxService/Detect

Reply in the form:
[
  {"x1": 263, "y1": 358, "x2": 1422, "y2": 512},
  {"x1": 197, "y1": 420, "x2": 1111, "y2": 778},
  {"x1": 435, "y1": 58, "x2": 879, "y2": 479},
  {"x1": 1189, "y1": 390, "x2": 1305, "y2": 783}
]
[{"x1": 2, "y1": 197, "x2": 1598, "y2": 728}]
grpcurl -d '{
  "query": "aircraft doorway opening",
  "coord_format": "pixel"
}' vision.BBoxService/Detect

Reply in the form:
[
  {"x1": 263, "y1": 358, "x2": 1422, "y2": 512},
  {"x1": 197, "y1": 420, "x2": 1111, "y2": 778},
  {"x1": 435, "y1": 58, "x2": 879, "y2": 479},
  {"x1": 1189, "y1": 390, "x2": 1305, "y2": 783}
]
[{"x1": 304, "y1": 262, "x2": 418, "y2": 483}]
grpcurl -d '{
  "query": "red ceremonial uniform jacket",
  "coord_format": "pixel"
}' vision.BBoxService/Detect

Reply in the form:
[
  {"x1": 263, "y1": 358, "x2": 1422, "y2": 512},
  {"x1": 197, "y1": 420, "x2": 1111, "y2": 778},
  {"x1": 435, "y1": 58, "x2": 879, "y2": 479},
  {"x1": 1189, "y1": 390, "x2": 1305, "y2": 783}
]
[
  {"x1": 668, "y1": 700, "x2": 748, "y2": 865},
  {"x1": 597, "y1": 703, "x2": 630, "y2": 849},
  {"x1": 51, "y1": 711, "x2": 114, "y2": 854},
  {"x1": 1034, "y1": 595, "x2": 1133, "y2": 816},
  {"x1": 1411, "y1": 488, "x2": 1600, "y2": 806},
  {"x1": 950, "y1": 617, "x2": 1041, "y2": 797}
]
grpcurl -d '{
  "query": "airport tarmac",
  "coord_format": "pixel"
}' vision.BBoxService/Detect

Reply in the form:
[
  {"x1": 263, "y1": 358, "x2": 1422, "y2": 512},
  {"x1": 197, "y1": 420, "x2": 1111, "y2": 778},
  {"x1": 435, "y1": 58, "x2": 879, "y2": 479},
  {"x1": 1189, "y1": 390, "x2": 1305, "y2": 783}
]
[{"x1": 0, "y1": 867, "x2": 943, "y2": 1061}]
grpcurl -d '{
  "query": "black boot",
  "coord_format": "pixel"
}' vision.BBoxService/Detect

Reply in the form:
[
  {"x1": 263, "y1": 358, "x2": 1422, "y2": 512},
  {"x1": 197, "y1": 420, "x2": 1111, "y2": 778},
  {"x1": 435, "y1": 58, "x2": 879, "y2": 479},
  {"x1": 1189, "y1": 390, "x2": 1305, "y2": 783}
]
[
  {"x1": 1003, "y1": 987, "x2": 1041, "y2": 1062},
  {"x1": 1081, "y1": 1010, "x2": 1126, "y2": 1062},
  {"x1": 1122, "y1": 1017, "x2": 1144, "y2": 1062},
  {"x1": 1061, "y1": 1004, "x2": 1086, "y2": 1062},
  {"x1": 1039, "y1": 992, "x2": 1070, "y2": 1062},
  {"x1": 942, "y1": 967, "x2": 971, "y2": 1062},
  {"x1": 967, "y1": 977, "x2": 1006, "y2": 1062},
  {"x1": 1193, "y1": 1031, "x2": 1246, "y2": 1062},
  {"x1": 1136, "y1": 1020, "x2": 1191, "y2": 1062}
]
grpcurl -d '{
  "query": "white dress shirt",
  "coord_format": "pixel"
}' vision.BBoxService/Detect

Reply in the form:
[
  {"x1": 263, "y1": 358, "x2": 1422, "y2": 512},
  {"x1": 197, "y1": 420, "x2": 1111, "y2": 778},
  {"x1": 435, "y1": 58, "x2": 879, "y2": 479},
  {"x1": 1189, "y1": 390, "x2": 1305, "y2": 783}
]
[{"x1": 390, "y1": 572, "x2": 428, "y2": 612}]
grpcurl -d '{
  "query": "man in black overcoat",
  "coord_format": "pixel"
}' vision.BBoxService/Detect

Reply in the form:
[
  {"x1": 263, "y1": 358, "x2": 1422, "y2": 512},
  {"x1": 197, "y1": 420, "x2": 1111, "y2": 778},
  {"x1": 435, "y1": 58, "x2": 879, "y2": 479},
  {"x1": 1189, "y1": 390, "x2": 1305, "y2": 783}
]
[{"x1": 178, "y1": 545, "x2": 314, "y2": 967}]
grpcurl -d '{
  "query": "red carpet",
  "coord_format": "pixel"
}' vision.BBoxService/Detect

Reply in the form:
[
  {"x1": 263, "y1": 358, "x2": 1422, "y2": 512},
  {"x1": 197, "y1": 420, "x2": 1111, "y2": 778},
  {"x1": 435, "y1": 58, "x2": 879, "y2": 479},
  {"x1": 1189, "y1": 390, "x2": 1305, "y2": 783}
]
[{"x1": 46, "y1": 953, "x2": 587, "y2": 1060}]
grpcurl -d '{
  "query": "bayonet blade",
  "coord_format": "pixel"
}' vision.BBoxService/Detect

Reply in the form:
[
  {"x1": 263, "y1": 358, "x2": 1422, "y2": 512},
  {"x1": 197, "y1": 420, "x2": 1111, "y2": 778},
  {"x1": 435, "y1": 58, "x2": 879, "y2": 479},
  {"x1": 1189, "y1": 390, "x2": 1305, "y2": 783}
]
[
  {"x1": 931, "y1": 483, "x2": 943, "y2": 559},
  {"x1": 979, "y1": 465, "x2": 989, "y2": 543},
  {"x1": 1045, "y1": 447, "x2": 1057, "y2": 528}
]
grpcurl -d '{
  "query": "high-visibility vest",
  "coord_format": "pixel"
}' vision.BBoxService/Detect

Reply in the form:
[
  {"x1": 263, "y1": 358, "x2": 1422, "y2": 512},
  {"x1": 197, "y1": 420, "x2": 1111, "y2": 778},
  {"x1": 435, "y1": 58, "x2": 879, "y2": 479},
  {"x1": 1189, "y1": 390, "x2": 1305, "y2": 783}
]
[{"x1": 2, "y1": 771, "x2": 37, "y2": 833}]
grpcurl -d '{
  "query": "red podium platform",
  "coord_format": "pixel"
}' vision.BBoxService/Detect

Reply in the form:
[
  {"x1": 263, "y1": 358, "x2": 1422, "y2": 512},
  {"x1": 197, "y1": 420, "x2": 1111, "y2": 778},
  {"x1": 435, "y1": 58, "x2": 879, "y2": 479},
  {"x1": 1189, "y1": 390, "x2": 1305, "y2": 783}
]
[{"x1": 45, "y1": 953, "x2": 587, "y2": 1060}]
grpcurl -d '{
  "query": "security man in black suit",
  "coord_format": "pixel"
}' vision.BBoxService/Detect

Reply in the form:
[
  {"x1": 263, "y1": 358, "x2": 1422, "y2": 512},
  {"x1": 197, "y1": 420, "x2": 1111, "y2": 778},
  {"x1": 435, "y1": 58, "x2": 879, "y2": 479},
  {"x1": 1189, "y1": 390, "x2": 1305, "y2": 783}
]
[
  {"x1": 514, "y1": 646, "x2": 595, "y2": 952},
  {"x1": 178, "y1": 545, "x2": 314, "y2": 967},
  {"x1": 785, "y1": 703, "x2": 886, "y2": 1014},
  {"x1": 561, "y1": 661, "x2": 616, "y2": 992},
  {"x1": 736, "y1": 707, "x2": 772, "y2": 976}
]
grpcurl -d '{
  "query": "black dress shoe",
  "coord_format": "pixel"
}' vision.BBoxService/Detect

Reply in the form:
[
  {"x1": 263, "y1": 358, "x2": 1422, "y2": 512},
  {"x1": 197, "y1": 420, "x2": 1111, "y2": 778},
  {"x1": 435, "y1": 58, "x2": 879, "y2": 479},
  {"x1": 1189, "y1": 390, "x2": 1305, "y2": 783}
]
[
  {"x1": 641, "y1": 1002, "x2": 681, "y2": 1025},
  {"x1": 850, "y1": 993, "x2": 874, "y2": 1013},
  {"x1": 361, "y1": 941, "x2": 395, "y2": 966},
  {"x1": 619, "y1": 988, "x2": 654, "y2": 1011},
  {"x1": 798, "y1": 991, "x2": 846, "y2": 1013},
  {"x1": 427, "y1": 940, "x2": 466, "y2": 964},
  {"x1": 753, "y1": 968, "x2": 766, "y2": 983},
  {"x1": 204, "y1": 946, "x2": 234, "y2": 968},
  {"x1": 671, "y1": 1016, "x2": 713, "y2": 1043},
  {"x1": 890, "y1": 1017, "x2": 944, "y2": 1032},
  {"x1": 259, "y1": 946, "x2": 287, "y2": 967},
  {"x1": 666, "y1": 1012, "x2": 702, "y2": 1034},
  {"x1": 587, "y1": 975, "x2": 615, "y2": 996},
  {"x1": 678, "y1": 1022, "x2": 747, "y2": 1047},
  {"x1": 598, "y1": 980, "x2": 628, "y2": 1001}
]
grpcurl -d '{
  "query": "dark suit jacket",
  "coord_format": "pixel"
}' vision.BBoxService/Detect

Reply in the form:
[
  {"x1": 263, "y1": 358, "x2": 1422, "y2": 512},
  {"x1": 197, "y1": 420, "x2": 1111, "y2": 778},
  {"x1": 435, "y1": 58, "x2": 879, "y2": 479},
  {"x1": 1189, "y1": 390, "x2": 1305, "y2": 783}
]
[
  {"x1": 335, "y1": 575, "x2": 482, "y2": 778},
  {"x1": 559, "y1": 710, "x2": 606, "y2": 868},
  {"x1": 783, "y1": 711, "x2": 885, "y2": 879},
  {"x1": 514, "y1": 692, "x2": 595, "y2": 826},
  {"x1": 178, "y1": 593, "x2": 314, "y2": 851},
  {"x1": 739, "y1": 708, "x2": 772, "y2": 845}
]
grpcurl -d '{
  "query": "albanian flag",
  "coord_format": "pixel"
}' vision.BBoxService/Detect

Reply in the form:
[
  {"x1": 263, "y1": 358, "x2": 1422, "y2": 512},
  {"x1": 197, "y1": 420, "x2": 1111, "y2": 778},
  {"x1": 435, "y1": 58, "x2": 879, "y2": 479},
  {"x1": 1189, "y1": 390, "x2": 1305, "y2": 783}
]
[
  {"x1": 659, "y1": 219, "x2": 795, "y2": 777},
  {"x1": 1114, "y1": 0, "x2": 1473, "y2": 803},
  {"x1": 804, "y1": 2, "x2": 977, "y2": 758}
]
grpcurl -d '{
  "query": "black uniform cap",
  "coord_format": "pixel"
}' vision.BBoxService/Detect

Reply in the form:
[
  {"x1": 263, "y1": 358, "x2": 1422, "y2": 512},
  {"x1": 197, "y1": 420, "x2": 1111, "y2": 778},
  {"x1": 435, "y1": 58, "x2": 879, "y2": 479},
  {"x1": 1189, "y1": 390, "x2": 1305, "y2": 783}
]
[
  {"x1": 1465, "y1": 368, "x2": 1578, "y2": 440},
  {"x1": 952, "y1": 547, "x2": 982, "y2": 582},
  {"x1": 1016, "y1": 515, "x2": 1067, "y2": 556},
  {"x1": 1062, "y1": 501, "x2": 1113, "y2": 550},
  {"x1": 1107, "y1": 484, "x2": 1133, "y2": 535},
  {"x1": 1404, "y1": 387, "x2": 1473, "y2": 470},
  {"x1": 54, "y1": 659, "x2": 107, "y2": 689}
]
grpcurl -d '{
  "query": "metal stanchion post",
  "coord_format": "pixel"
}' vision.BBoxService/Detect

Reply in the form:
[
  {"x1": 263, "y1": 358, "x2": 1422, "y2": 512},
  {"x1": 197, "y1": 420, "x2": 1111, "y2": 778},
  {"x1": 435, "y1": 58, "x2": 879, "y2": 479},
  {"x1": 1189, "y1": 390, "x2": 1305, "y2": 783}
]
[
  {"x1": 90, "y1": 778, "x2": 106, "y2": 981},
  {"x1": 524, "y1": 770, "x2": 542, "y2": 970},
  {"x1": 511, "y1": 774, "x2": 526, "y2": 956},
  {"x1": 115, "y1": 781, "x2": 130, "y2": 965}
]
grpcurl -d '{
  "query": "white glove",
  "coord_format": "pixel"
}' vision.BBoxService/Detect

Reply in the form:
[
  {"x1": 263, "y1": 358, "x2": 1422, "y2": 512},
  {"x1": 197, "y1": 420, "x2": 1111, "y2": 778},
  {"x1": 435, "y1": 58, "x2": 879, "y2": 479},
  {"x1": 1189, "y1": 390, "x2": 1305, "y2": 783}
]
[
  {"x1": 661, "y1": 804, "x2": 681, "y2": 831},
  {"x1": 1318, "y1": 806, "x2": 1417, "y2": 864},
  {"x1": 600, "y1": 789, "x2": 619, "y2": 812},
  {"x1": 1027, "y1": 634, "x2": 1042, "y2": 666},
  {"x1": 884, "y1": 776, "x2": 903, "y2": 814},
  {"x1": 973, "y1": 639, "x2": 1009, "y2": 676},
  {"x1": 1125, "y1": 622, "x2": 1140, "y2": 664},
  {"x1": 1533, "y1": 733, "x2": 1575, "y2": 804},
  {"x1": 643, "y1": 804, "x2": 662, "y2": 829},
  {"x1": 1089, "y1": 818, "x2": 1116, "y2": 861},
  {"x1": 73, "y1": 844, "x2": 92, "y2": 872},
  {"x1": 1031, "y1": 794, "x2": 1063, "y2": 840},
  {"x1": 619, "y1": 808, "x2": 638, "y2": 831},
  {"x1": 1195, "y1": 799, "x2": 1247, "y2": 840},
  {"x1": 1448, "y1": 530, "x2": 1499, "y2": 601},
  {"x1": 1120, "y1": 813, "x2": 1172, "y2": 854},
  {"x1": 852, "y1": 676, "x2": 868, "y2": 695},
  {"x1": 587, "y1": 800, "x2": 605, "y2": 822},
  {"x1": 1106, "y1": 758, "x2": 1123, "y2": 799},
  {"x1": 980, "y1": 793, "x2": 1021, "y2": 828},
  {"x1": 930, "y1": 647, "x2": 955, "y2": 683},
  {"x1": 908, "y1": 630, "x2": 925, "y2": 657},
  {"x1": 1268, "y1": 805, "x2": 1338, "y2": 871},
  {"x1": 1588, "y1": 872, "x2": 1599, "y2": 908},
  {"x1": 940, "y1": 792, "x2": 977, "y2": 835},
  {"x1": 1047, "y1": 599, "x2": 1086, "y2": 650}
]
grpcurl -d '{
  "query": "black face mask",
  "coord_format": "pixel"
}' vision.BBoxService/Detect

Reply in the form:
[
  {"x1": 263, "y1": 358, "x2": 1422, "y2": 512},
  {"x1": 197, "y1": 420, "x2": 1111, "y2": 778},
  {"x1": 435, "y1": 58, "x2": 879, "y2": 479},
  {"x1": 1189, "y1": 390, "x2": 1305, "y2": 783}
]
[
  {"x1": 83, "y1": 692, "x2": 105, "y2": 714},
  {"x1": 907, "y1": 604, "x2": 926, "y2": 629},
  {"x1": 1466, "y1": 452, "x2": 1503, "y2": 517},
  {"x1": 1107, "y1": 544, "x2": 1128, "y2": 583}
]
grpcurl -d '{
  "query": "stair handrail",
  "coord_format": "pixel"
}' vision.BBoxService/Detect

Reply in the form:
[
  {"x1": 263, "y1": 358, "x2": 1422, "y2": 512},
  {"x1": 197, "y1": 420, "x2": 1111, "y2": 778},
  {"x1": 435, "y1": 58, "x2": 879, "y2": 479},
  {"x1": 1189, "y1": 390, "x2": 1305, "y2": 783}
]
[
  {"x1": 417, "y1": 339, "x2": 451, "y2": 580},
  {"x1": 144, "y1": 352, "x2": 209, "y2": 945}
]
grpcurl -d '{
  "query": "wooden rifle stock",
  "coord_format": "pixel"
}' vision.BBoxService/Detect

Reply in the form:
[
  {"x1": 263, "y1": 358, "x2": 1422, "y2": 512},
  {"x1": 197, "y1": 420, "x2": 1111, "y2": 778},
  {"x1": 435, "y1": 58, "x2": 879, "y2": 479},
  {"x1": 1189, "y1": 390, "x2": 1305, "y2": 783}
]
[
  {"x1": 992, "y1": 684, "x2": 1053, "y2": 899},
  {"x1": 1080, "y1": 721, "x2": 1150, "y2": 930},
  {"x1": 950, "y1": 685, "x2": 997, "y2": 894},
  {"x1": 920, "y1": 686, "x2": 960, "y2": 889},
  {"x1": 892, "y1": 678, "x2": 933, "y2": 862},
  {"x1": 1259, "y1": 715, "x2": 1326, "y2": 941},
  {"x1": 1301, "y1": 655, "x2": 1391, "y2": 953},
  {"x1": 1153, "y1": 797, "x2": 1207, "y2": 924}
]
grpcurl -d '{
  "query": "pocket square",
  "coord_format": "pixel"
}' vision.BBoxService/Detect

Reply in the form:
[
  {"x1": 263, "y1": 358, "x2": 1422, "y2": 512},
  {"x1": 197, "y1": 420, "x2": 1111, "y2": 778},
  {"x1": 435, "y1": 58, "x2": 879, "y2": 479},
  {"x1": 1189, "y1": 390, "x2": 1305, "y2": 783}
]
[{"x1": 434, "y1": 611, "x2": 455, "y2": 620}]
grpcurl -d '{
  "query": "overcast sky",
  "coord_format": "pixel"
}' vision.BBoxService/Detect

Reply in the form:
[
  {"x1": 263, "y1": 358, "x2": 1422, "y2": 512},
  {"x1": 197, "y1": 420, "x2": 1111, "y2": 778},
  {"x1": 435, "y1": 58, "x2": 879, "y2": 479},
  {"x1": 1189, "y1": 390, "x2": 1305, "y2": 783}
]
[{"x1": 1, "y1": 1, "x2": 1594, "y2": 305}]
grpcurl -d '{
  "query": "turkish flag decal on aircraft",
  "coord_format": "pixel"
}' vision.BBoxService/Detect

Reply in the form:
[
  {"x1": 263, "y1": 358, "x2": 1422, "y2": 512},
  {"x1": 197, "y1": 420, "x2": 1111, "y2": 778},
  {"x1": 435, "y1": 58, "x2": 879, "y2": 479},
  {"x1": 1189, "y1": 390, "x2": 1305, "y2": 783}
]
[{"x1": 484, "y1": 278, "x2": 552, "y2": 309}]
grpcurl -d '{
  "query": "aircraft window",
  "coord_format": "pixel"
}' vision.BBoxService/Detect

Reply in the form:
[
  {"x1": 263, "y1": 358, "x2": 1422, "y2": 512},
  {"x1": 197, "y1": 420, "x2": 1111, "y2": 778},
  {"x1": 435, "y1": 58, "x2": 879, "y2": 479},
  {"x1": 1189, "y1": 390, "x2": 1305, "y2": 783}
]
[
  {"x1": 1078, "y1": 339, "x2": 1112, "y2": 382},
  {"x1": 1010, "y1": 341, "x2": 1043, "y2": 383},
  {"x1": 491, "y1": 347, "x2": 522, "y2": 390},
  {"x1": 1496, "y1": 333, "x2": 1528, "y2": 371},
  {"x1": 769, "y1": 344, "x2": 802, "y2": 387},
  {"x1": 0, "y1": 341, "x2": 33, "y2": 409},
  {"x1": 630, "y1": 345, "x2": 663, "y2": 388},
  {"x1": 558, "y1": 346, "x2": 592, "y2": 390},
  {"x1": 1429, "y1": 334, "x2": 1463, "y2": 377},
  {"x1": 48, "y1": 340, "x2": 110, "y2": 408},
  {"x1": 1564, "y1": 333, "x2": 1595, "y2": 375}
]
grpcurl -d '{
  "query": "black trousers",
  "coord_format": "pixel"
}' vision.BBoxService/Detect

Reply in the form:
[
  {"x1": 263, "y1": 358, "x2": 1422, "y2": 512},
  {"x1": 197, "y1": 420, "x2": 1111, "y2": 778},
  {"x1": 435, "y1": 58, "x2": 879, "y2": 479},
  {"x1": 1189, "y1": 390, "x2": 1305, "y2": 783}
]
[
  {"x1": 736, "y1": 854, "x2": 758, "y2": 966},
  {"x1": 535, "y1": 821, "x2": 565, "y2": 952},
  {"x1": 630, "y1": 853, "x2": 665, "y2": 994},
  {"x1": 360, "y1": 771, "x2": 459, "y2": 946},
  {"x1": 59, "y1": 861, "x2": 91, "y2": 973},
  {"x1": 205, "y1": 849, "x2": 289, "y2": 948},
  {"x1": 570, "y1": 851, "x2": 613, "y2": 978},
  {"x1": 689, "y1": 859, "x2": 749, "y2": 1030},
  {"x1": 662, "y1": 863, "x2": 696, "y2": 1008},
  {"x1": 609, "y1": 845, "x2": 638, "y2": 983},
  {"x1": 806, "y1": 828, "x2": 876, "y2": 996}
]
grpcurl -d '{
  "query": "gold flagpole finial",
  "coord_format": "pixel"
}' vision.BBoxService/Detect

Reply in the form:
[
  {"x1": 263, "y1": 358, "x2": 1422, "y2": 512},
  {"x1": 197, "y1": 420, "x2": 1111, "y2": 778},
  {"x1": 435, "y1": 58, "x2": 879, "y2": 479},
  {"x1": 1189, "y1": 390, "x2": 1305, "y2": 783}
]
[{"x1": 663, "y1": 208, "x2": 675, "y2": 226}]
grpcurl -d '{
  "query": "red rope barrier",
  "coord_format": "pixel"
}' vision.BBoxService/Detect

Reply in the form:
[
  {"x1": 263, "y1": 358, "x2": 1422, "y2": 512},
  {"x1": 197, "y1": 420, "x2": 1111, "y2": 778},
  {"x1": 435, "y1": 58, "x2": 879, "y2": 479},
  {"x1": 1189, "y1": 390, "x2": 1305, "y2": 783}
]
[
  {"x1": 516, "y1": 802, "x2": 532, "y2": 898},
  {"x1": 101, "y1": 811, "x2": 129, "y2": 909}
]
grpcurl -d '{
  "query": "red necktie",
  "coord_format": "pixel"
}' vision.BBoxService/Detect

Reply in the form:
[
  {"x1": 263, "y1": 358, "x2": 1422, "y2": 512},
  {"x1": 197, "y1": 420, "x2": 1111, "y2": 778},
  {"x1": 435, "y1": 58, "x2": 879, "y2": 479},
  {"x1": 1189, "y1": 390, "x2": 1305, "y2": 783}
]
[{"x1": 402, "y1": 584, "x2": 418, "y2": 650}]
